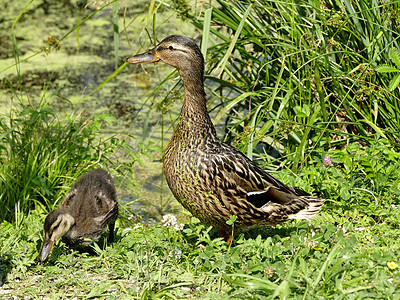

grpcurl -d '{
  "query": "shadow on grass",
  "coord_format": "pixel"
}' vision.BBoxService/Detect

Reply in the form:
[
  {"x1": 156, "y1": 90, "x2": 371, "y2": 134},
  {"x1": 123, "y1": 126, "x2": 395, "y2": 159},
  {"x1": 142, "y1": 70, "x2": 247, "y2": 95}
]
[
  {"x1": 181, "y1": 221, "x2": 307, "y2": 246},
  {"x1": 241, "y1": 225, "x2": 304, "y2": 240},
  {"x1": 0, "y1": 254, "x2": 13, "y2": 287}
]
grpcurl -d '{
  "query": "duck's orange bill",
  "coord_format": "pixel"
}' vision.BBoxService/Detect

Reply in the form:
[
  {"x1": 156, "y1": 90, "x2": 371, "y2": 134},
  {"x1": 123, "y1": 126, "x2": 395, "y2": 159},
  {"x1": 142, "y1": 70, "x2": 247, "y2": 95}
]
[{"x1": 126, "y1": 49, "x2": 160, "y2": 64}]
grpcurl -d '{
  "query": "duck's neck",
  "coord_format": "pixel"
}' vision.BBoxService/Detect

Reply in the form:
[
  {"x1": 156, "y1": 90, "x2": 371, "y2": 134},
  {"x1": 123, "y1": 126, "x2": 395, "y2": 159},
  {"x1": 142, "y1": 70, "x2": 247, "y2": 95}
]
[{"x1": 178, "y1": 68, "x2": 215, "y2": 132}]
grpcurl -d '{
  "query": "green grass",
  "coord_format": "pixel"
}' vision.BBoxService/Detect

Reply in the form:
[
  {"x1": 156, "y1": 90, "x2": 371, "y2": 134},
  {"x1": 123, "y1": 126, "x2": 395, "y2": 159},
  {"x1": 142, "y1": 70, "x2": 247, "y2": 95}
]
[
  {"x1": 1, "y1": 205, "x2": 399, "y2": 298},
  {"x1": 1, "y1": 140, "x2": 399, "y2": 298},
  {"x1": 1, "y1": 0, "x2": 400, "y2": 298}
]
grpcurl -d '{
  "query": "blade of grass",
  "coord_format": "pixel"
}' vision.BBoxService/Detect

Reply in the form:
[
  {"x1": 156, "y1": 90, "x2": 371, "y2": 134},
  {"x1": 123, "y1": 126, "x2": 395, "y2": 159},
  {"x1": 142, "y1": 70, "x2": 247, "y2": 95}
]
[
  {"x1": 215, "y1": 5, "x2": 252, "y2": 77},
  {"x1": 223, "y1": 273, "x2": 277, "y2": 291},
  {"x1": 213, "y1": 92, "x2": 257, "y2": 124},
  {"x1": 11, "y1": 0, "x2": 35, "y2": 31},
  {"x1": 312, "y1": 242, "x2": 340, "y2": 290},
  {"x1": 113, "y1": 1, "x2": 120, "y2": 70},
  {"x1": 88, "y1": 62, "x2": 128, "y2": 96},
  {"x1": 201, "y1": 8, "x2": 213, "y2": 58}
]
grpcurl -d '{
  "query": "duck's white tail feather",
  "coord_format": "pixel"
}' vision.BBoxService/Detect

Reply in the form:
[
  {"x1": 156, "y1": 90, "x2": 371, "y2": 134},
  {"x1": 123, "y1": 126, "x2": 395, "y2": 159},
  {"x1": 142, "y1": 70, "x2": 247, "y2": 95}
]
[{"x1": 288, "y1": 196, "x2": 324, "y2": 220}]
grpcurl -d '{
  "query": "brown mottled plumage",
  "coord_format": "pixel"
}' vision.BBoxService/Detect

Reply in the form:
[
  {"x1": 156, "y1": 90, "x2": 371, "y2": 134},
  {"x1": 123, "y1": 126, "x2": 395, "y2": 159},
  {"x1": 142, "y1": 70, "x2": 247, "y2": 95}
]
[
  {"x1": 38, "y1": 169, "x2": 118, "y2": 262},
  {"x1": 127, "y1": 35, "x2": 323, "y2": 233}
]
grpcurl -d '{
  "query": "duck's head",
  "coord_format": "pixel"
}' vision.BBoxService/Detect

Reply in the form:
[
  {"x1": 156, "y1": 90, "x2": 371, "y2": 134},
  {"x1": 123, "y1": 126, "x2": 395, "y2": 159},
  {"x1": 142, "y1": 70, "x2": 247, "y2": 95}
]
[
  {"x1": 38, "y1": 209, "x2": 75, "y2": 262},
  {"x1": 126, "y1": 35, "x2": 204, "y2": 76}
]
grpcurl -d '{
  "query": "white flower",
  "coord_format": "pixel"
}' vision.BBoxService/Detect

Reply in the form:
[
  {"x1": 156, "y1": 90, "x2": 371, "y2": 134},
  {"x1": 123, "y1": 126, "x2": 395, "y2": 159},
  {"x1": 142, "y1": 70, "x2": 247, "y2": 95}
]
[
  {"x1": 162, "y1": 214, "x2": 178, "y2": 228},
  {"x1": 133, "y1": 224, "x2": 142, "y2": 229},
  {"x1": 169, "y1": 249, "x2": 182, "y2": 260},
  {"x1": 162, "y1": 214, "x2": 184, "y2": 230},
  {"x1": 301, "y1": 233, "x2": 318, "y2": 248},
  {"x1": 174, "y1": 223, "x2": 185, "y2": 230},
  {"x1": 307, "y1": 240, "x2": 318, "y2": 248}
]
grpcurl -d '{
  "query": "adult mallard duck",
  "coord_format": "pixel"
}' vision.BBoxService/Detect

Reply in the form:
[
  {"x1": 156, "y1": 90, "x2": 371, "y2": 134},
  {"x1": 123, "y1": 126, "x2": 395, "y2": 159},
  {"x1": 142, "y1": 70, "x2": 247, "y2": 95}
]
[
  {"x1": 38, "y1": 169, "x2": 118, "y2": 262},
  {"x1": 126, "y1": 35, "x2": 323, "y2": 236}
]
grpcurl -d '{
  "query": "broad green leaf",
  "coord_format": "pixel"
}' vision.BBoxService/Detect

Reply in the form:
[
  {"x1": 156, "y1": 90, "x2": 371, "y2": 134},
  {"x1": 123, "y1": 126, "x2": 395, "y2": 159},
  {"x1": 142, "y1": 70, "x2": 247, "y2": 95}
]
[
  {"x1": 375, "y1": 64, "x2": 399, "y2": 73},
  {"x1": 226, "y1": 215, "x2": 237, "y2": 225},
  {"x1": 391, "y1": 48, "x2": 400, "y2": 70},
  {"x1": 389, "y1": 73, "x2": 400, "y2": 91}
]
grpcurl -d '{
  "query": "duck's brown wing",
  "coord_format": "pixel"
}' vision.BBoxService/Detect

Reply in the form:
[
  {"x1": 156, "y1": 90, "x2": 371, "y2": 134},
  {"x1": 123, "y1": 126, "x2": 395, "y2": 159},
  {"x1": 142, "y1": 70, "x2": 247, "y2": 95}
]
[{"x1": 202, "y1": 141, "x2": 323, "y2": 218}]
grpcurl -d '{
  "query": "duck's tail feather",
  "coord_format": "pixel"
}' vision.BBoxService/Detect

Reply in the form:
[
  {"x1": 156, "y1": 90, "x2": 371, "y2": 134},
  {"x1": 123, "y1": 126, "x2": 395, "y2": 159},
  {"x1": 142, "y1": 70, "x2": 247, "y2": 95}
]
[{"x1": 287, "y1": 196, "x2": 324, "y2": 220}]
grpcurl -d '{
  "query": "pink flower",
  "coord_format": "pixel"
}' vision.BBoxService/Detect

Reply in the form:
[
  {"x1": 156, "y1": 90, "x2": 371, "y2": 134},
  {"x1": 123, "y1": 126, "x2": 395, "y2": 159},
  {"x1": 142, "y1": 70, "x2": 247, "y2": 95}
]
[{"x1": 323, "y1": 156, "x2": 332, "y2": 166}]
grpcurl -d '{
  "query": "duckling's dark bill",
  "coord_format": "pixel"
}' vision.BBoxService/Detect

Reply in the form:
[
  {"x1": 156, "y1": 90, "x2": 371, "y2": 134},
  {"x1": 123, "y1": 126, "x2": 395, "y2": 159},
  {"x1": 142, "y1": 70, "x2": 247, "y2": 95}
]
[
  {"x1": 126, "y1": 50, "x2": 160, "y2": 64},
  {"x1": 38, "y1": 239, "x2": 54, "y2": 262}
]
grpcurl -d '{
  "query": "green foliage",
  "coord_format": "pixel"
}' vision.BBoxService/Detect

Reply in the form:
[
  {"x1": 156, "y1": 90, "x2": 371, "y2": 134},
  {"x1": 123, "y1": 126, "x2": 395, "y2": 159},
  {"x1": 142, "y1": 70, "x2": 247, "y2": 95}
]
[
  {"x1": 1, "y1": 0, "x2": 400, "y2": 298},
  {"x1": 160, "y1": 0, "x2": 400, "y2": 171},
  {"x1": 315, "y1": 141, "x2": 400, "y2": 203},
  {"x1": 279, "y1": 139, "x2": 400, "y2": 201},
  {"x1": 1, "y1": 142, "x2": 400, "y2": 297},
  {"x1": 376, "y1": 48, "x2": 400, "y2": 91},
  {"x1": 0, "y1": 103, "x2": 91, "y2": 223},
  {"x1": 0, "y1": 95, "x2": 142, "y2": 224}
]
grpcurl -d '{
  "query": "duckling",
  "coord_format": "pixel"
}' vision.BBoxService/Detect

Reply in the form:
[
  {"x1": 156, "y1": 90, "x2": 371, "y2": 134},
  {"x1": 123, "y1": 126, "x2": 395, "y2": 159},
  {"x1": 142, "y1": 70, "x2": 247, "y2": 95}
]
[
  {"x1": 126, "y1": 35, "x2": 323, "y2": 236},
  {"x1": 38, "y1": 169, "x2": 118, "y2": 262}
]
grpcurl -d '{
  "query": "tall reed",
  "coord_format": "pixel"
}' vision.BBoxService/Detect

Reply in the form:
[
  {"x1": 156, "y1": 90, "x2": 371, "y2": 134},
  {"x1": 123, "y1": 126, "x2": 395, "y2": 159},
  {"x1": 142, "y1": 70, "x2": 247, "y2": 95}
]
[{"x1": 162, "y1": 0, "x2": 400, "y2": 170}]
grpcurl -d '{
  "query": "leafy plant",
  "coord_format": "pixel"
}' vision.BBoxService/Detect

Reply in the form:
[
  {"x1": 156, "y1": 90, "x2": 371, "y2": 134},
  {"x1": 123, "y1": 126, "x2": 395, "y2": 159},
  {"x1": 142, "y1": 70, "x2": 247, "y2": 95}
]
[
  {"x1": 0, "y1": 94, "x2": 137, "y2": 224},
  {"x1": 375, "y1": 48, "x2": 400, "y2": 91},
  {"x1": 1, "y1": 152, "x2": 400, "y2": 298},
  {"x1": 155, "y1": 0, "x2": 400, "y2": 172}
]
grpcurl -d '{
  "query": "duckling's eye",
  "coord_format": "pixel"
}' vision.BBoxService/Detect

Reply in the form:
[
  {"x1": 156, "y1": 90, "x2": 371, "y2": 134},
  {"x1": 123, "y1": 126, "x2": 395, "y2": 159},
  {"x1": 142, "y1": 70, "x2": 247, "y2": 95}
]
[
  {"x1": 52, "y1": 223, "x2": 59, "y2": 232},
  {"x1": 95, "y1": 196, "x2": 103, "y2": 210},
  {"x1": 169, "y1": 45, "x2": 174, "y2": 50}
]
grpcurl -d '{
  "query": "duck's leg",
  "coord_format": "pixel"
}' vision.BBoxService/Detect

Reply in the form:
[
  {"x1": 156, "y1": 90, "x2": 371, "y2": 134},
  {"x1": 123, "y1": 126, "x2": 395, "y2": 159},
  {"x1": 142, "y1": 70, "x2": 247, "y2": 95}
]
[
  {"x1": 219, "y1": 229, "x2": 236, "y2": 246},
  {"x1": 108, "y1": 221, "x2": 115, "y2": 243},
  {"x1": 227, "y1": 232, "x2": 235, "y2": 246}
]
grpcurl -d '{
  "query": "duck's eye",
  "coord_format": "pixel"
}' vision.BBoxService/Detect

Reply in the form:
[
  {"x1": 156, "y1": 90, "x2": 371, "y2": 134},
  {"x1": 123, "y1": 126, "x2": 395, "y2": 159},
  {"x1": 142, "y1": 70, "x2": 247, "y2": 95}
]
[{"x1": 169, "y1": 45, "x2": 174, "y2": 50}]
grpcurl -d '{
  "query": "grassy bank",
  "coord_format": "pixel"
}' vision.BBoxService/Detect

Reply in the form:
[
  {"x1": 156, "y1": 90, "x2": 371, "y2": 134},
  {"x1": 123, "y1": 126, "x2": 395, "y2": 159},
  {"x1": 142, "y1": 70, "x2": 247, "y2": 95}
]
[
  {"x1": 1, "y1": 139, "x2": 400, "y2": 298},
  {"x1": 1, "y1": 0, "x2": 400, "y2": 298}
]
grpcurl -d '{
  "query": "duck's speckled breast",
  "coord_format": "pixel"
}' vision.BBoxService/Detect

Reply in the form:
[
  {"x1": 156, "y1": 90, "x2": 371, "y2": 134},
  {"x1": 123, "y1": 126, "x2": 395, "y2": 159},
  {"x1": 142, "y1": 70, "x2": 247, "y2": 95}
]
[{"x1": 163, "y1": 119, "x2": 229, "y2": 227}]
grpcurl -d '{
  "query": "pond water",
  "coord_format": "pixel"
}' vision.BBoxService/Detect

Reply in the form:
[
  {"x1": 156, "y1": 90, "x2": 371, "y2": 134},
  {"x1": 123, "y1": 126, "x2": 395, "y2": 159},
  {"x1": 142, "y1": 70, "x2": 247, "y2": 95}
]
[{"x1": 0, "y1": 0, "x2": 199, "y2": 223}]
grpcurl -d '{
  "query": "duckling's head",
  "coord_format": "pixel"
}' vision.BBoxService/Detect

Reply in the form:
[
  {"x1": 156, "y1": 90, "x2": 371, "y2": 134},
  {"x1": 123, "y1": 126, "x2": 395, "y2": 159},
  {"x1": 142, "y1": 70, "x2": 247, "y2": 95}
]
[
  {"x1": 127, "y1": 35, "x2": 204, "y2": 77},
  {"x1": 38, "y1": 209, "x2": 75, "y2": 262}
]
